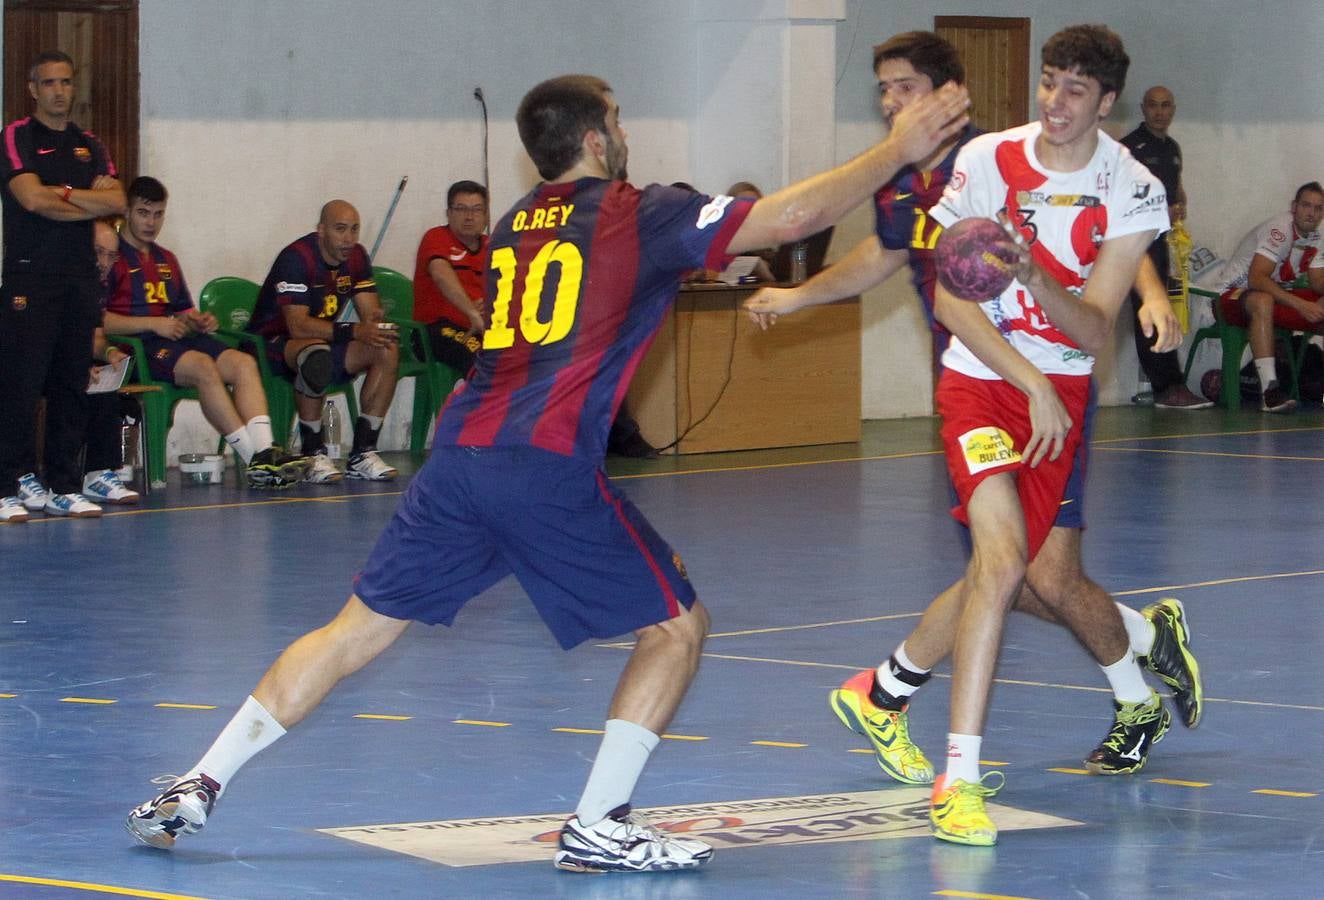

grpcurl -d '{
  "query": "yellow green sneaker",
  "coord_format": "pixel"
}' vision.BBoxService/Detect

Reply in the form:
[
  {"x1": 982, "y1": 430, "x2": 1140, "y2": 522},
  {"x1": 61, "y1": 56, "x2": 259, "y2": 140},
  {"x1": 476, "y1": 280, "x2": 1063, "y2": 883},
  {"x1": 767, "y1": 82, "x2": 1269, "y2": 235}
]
[
  {"x1": 1140, "y1": 598, "x2": 1203, "y2": 728},
  {"x1": 929, "y1": 771, "x2": 1005, "y2": 846},
  {"x1": 829, "y1": 670, "x2": 933, "y2": 784}
]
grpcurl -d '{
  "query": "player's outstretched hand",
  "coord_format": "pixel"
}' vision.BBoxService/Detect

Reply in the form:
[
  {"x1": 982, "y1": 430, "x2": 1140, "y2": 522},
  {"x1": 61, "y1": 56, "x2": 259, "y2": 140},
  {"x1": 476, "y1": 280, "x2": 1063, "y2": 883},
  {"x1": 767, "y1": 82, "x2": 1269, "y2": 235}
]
[
  {"x1": 886, "y1": 82, "x2": 970, "y2": 165},
  {"x1": 1138, "y1": 295, "x2": 1182, "y2": 352},
  {"x1": 1023, "y1": 380, "x2": 1071, "y2": 468},
  {"x1": 993, "y1": 209, "x2": 1037, "y2": 285},
  {"x1": 744, "y1": 287, "x2": 809, "y2": 331}
]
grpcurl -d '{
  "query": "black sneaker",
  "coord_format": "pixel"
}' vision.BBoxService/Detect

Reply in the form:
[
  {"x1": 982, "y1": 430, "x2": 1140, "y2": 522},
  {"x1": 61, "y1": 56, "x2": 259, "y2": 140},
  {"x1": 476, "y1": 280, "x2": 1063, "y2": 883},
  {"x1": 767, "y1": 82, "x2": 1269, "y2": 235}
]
[
  {"x1": 1261, "y1": 382, "x2": 1296, "y2": 413},
  {"x1": 1140, "y1": 599, "x2": 1203, "y2": 728},
  {"x1": 553, "y1": 804, "x2": 712, "y2": 873},
  {"x1": 1085, "y1": 691, "x2": 1171, "y2": 775},
  {"x1": 246, "y1": 446, "x2": 308, "y2": 489}
]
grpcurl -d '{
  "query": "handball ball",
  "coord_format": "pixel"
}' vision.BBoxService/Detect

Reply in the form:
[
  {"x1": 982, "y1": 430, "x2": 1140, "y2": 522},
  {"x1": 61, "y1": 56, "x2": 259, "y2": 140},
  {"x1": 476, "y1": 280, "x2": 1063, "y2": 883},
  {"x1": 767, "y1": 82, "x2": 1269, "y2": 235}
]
[
  {"x1": 1200, "y1": 368, "x2": 1222, "y2": 403},
  {"x1": 935, "y1": 217, "x2": 1018, "y2": 301}
]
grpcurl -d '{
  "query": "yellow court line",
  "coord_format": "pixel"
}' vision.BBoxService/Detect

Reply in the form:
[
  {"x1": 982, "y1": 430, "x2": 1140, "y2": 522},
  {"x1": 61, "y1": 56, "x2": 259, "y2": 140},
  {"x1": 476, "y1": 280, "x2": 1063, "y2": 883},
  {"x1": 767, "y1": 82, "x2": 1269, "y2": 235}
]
[
  {"x1": 1151, "y1": 778, "x2": 1211, "y2": 788},
  {"x1": 1048, "y1": 767, "x2": 1090, "y2": 775},
  {"x1": 354, "y1": 714, "x2": 412, "y2": 721},
  {"x1": 1092, "y1": 424, "x2": 1324, "y2": 444},
  {"x1": 77, "y1": 490, "x2": 404, "y2": 520},
  {"x1": 750, "y1": 740, "x2": 807, "y2": 748},
  {"x1": 1252, "y1": 789, "x2": 1317, "y2": 798},
  {"x1": 452, "y1": 719, "x2": 510, "y2": 727},
  {"x1": 155, "y1": 703, "x2": 216, "y2": 710},
  {"x1": 1099, "y1": 446, "x2": 1324, "y2": 462},
  {"x1": 660, "y1": 733, "x2": 708, "y2": 741},
  {"x1": 0, "y1": 693, "x2": 15, "y2": 699},
  {"x1": 935, "y1": 890, "x2": 1041, "y2": 900},
  {"x1": 60, "y1": 697, "x2": 116, "y2": 705},
  {"x1": 0, "y1": 873, "x2": 209, "y2": 900},
  {"x1": 1111, "y1": 568, "x2": 1324, "y2": 598},
  {"x1": 553, "y1": 727, "x2": 605, "y2": 735},
  {"x1": 980, "y1": 760, "x2": 1009, "y2": 767}
]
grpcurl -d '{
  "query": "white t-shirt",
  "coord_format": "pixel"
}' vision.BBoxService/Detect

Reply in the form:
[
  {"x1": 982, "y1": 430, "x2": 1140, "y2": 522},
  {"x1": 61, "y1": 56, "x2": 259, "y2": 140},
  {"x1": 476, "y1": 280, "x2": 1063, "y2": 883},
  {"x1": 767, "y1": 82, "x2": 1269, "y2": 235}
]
[
  {"x1": 931, "y1": 122, "x2": 1168, "y2": 378},
  {"x1": 1219, "y1": 211, "x2": 1324, "y2": 292}
]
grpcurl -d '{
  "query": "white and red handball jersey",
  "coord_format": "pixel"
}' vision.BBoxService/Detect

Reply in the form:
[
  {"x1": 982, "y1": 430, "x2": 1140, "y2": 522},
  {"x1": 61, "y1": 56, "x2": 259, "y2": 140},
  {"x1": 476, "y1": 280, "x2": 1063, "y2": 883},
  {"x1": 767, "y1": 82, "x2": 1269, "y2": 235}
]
[
  {"x1": 930, "y1": 122, "x2": 1168, "y2": 379},
  {"x1": 1219, "y1": 211, "x2": 1324, "y2": 292}
]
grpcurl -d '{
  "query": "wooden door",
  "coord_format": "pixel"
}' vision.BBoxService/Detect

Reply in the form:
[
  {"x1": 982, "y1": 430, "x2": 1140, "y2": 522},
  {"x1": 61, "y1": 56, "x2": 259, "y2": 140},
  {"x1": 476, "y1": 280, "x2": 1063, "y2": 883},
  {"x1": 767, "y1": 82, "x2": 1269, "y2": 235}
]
[
  {"x1": 935, "y1": 16, "x2": 1030, "y2": 133},
  {"x1": 4, "y1": 0, "x2": 139, "y2": 182}
]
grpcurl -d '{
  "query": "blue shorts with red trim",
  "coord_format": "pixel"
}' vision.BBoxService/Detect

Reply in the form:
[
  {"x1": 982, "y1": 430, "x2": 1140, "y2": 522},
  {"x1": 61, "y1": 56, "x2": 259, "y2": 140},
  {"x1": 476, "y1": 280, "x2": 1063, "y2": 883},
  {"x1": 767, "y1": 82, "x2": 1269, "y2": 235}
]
[
  {"x1": 138, "y1": 333, "x2": 231, "y2": 383},
  {"x1": 354, "y1": 445, "x2": 696, "y2": 649}
]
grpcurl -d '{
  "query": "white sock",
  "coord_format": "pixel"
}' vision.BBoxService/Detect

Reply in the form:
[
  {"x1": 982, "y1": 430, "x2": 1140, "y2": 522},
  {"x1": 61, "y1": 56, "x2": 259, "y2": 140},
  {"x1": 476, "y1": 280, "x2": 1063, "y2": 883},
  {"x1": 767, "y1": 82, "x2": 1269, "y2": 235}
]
[
  {"x1": 944, "y1": 732, "x2": 982, "y2": 785},
  {"x1": 876, "y1": 641, "x2": 931, "y2": 702},
  {"x1": 1254, "y1": 357, "x2": 1277, "y2": 389},
  {"x1": 246, "y1": 415, "x2": 275, "y2": 452},
  {"x1": 574, "y1": 719, "x2": 660, "y2": 826},
  {"x1": 1118, "y1": 603, "x2": 1155, "y2": 657},
  {"x1": 363, "y1": 414, "x2": 384, "y2": 430},
  {"x1": 1099, "y1": 652, "x2": 1152, "y2": 705},
  {"x1": 183, "y1": 695, "x2": 287, "y2": 793},
  {"x1": 224, "y1": 428, "x2": 256, "y2": 465}
]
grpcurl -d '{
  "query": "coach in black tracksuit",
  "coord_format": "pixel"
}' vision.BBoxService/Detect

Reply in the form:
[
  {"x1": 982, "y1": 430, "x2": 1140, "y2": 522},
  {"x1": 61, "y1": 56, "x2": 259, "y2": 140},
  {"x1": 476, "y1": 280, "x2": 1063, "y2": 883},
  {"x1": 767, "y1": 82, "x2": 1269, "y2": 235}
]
[{"x1": 0, "y1": 50, "x2": 125, "y2": 506}]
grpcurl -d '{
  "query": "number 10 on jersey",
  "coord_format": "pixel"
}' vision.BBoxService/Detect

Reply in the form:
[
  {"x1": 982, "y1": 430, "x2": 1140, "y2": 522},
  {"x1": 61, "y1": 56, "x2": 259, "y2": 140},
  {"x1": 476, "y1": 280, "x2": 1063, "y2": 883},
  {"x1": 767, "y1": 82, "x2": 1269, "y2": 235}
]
[{"x1": 484, "y1": 241, "x2": 585, "y2": 350}]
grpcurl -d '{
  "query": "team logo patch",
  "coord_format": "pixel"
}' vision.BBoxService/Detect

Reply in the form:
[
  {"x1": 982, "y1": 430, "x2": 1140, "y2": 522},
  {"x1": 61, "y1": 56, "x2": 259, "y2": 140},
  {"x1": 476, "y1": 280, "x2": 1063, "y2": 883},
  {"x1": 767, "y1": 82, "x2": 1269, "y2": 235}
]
[
  {"x1": 154, "y1": 348, "x2": 171, "y2": 360},
  {"x1": 696, "y1": 195, "x2": 734, "y2": 229},
  {"x1": 158, "y1": 264, "x2": 173, "y2": 281},
  {"x1": 276, "y1": 281, "x2": 308, "y2": 293},
  {"x1": 1270, "y1": 228, "x2": 1286, "y2": 244},
  {"x1": 337, "y1": 275, "x2": 352, "y2": 291},
  {"x1": 11, "y1": 295, "x2": 28, "y2": 311},
  {"x1": 320, "y1": 790, "x2": 1079, "y2": 867},
  {"x1": 672, "y1": 552, "x2": 688, "y2": 581},
  {"x1": 74, "y1": 146, "x2": 91, "y2": 162},
  {"x1": 959, "y1": 426, "x2": 1020, "y2": 474}
]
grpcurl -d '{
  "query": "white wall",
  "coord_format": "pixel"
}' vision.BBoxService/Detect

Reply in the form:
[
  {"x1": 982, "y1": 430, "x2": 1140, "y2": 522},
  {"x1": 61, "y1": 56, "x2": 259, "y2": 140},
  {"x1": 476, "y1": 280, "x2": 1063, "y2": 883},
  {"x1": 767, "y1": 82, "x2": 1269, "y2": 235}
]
[{"x1": 833, "y1": 0, "x2": 1324, "y2": 415}]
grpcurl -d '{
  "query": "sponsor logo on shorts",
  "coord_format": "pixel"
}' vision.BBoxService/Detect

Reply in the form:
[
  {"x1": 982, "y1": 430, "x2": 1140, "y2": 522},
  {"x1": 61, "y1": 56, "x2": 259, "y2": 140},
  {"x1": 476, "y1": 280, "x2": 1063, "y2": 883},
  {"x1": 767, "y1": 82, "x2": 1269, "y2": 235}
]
[
  {"x1": 37, "y1": 147, "x2": 56, "y2": 155},
  {"x1": 1061, "y1": 349, "x2": 1090, "y2": 362},
  {"x1": 11, "y1": 295, "x2": 28, "y2": 311},
  {"x1": 696, "y1": 195, "x2": 734, "y2": 229},
  {"x1": 672, "y1": 552, "x2": 689, "y2": 580},
  {"x1": 74, "y1": 146, "x2": 91, "y2": 162},
  {"x1": 959, "y1": 426, "x2": 1020, "y2": 474},
  {"x1": 276, "y1": 281, "x2": 308, "y2": 293},
  {"x1": 318, "y1": 789, "x2": 1080, "y2": 867}
]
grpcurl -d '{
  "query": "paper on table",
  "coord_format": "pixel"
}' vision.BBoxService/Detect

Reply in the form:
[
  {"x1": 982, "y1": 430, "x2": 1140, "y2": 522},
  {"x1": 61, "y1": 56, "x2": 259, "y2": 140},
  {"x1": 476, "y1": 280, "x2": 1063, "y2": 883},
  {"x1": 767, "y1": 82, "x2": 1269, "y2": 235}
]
[
  {"x1": 716, "y1": 255, "x2": 760, "y2": 285},
  {"x1": 87, "y1": 356, "x2": 131, "y2": 394}
]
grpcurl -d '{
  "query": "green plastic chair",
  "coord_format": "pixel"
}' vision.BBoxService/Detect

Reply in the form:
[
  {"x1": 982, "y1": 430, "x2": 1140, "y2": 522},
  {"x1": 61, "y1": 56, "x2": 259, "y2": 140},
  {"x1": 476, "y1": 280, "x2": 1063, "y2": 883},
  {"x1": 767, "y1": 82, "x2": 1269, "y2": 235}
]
[
  {"x1": 199, "y1": 276, "x2": 359, "y2": 450},
  {"x1": 372, "y1": 266, "x2": 464, "y2": 456},
  {"x1": 1182, "y1": 286, "x2": 1310, "y2": 410},
  {"x1": 107, "y1": 334, "x2": 207, "y2": 486}
]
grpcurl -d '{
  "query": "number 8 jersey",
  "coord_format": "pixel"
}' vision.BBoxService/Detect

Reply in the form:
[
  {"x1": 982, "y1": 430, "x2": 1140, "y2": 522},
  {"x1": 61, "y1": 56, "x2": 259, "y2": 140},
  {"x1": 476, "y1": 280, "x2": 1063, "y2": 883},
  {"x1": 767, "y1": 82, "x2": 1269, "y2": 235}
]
[
  {"x1": 434, "y1": 178, "x2": 752, "y2": 461},
  {"x1": 930, "y1": 122, "x2": 1169, "y2": 379}
]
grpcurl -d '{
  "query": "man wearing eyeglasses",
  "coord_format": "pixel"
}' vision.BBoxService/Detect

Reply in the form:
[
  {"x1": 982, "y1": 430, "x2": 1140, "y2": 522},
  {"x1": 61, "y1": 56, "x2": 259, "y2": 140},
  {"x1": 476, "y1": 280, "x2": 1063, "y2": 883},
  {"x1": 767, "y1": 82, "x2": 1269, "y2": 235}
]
[{"x1": 411, "y1": 179, "x2": 490, "y2": 372}]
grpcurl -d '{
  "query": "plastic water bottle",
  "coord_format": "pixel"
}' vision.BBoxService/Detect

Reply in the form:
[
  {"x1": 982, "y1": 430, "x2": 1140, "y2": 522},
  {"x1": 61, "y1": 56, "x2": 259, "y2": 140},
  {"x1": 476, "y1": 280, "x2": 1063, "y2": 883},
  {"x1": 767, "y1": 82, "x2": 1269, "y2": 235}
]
[
  {"x1": 790, "y1": 241, "x2": 808, "y2": 284},
  {"x1": 324, "y1": 399, "x2": 343, "y2": 459}
]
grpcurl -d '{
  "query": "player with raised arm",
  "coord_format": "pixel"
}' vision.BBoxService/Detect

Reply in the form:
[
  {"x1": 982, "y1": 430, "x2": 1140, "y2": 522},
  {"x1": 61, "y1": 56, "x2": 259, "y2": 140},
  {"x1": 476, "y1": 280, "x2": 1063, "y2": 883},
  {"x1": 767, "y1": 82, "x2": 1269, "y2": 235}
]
[
  {"x1": 744, "y1": 30, "x2": 1199, "y2": 800},
  {"x1": 125, "y1": 73, "x2": 970, "y2": 872}
]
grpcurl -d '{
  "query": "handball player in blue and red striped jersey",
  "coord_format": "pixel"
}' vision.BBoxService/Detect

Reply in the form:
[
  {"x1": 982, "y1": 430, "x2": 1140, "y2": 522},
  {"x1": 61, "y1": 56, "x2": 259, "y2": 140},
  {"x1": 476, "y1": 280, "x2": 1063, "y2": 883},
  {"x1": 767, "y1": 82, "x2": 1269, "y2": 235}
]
[{"x1": 127, "y1": 73, "x2": 969, "y2": 872}]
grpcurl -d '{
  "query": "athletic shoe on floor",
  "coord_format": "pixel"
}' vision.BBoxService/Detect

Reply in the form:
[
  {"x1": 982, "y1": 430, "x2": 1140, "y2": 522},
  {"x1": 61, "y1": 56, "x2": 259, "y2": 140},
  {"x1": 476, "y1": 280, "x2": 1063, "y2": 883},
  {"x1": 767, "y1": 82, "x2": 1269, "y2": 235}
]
[
  {"x1": 17, "y1": 472, "x2": 52, "y2": 511},
  {"x1": 1261, "y1": 382, "x2": 1296, "y2": 413},
  {"x1": 246, "y1": 446, "x2": 309, "y2": 489},
  {"x1": 83, "y1": 469, "x2": 140, "y2": 505},
  {"x1": 125, "y1": 775, "x2": 220, "y2": 849},
  {"x1": 829, "y1": 669, "x2": 934, "y2": 784},
  {"x1": 1141, "y1": 598, "x2": 1203, "y2": 728},
  {"x1": 346, "y1": 449, "x2": 397, "y2": 481},
  {"x1": 930, "y1": 771, "x2": 1005, "y2": 846},
  {"x1": 1154, "y1": 384, "x2": 1214, "y2": 410},
  {"x1": 1084, "y1": 690, "x2": 1170, "y2": 775},
  {"x1": 1, "y1": 496, "x2": 30, "y2": 523},
  {"x1": 553, "y1": 804, "x2": 712, "y2": 873},
  {"x1": 304, "y1": 451, "x2": 343, "y2": 484},
  {"x1": 44, "y1": 492, "x2": 102, "y2": 518}
]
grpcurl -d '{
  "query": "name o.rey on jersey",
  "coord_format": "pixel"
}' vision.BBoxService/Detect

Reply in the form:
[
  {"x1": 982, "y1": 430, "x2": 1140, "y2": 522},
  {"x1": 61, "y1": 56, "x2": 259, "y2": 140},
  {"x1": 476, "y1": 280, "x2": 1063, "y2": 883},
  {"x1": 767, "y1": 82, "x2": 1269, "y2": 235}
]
[{"x1": 930, "y1": 122, "x2": 1168, "y2": 379}]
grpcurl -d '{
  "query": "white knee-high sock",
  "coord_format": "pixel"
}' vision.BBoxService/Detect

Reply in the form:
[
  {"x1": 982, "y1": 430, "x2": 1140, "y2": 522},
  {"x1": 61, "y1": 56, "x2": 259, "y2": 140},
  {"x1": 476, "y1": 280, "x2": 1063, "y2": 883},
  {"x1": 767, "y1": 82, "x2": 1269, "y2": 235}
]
[
  {"x1": 183, "y1": 695, "x2": 287, "y2": 794},
  {"x1": 1100, "y1": 652, "x2": 1152, "y2": 704},
  {"x1": 574, "y1": 719, "x2": 659, "y2": 826}
]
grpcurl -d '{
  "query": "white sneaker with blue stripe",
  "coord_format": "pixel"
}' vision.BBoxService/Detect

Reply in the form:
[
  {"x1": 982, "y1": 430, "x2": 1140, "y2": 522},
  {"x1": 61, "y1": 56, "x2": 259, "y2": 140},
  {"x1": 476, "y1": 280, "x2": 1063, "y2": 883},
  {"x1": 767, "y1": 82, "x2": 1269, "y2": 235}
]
[
  {"x1": 83, "y1": 469, "x2": 140, "y2": 505},
  {"x1": 17, "y1": 472, "x2": 52, "y2": 511},
  {"x1": 43, "y1": 492, "x2": 102, "y2": 518}
]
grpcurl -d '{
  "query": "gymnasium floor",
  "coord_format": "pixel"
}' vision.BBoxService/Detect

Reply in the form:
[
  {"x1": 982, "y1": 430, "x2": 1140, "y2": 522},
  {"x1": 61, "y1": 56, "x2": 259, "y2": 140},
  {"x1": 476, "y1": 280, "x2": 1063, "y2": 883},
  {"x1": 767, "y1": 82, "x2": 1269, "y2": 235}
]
[{"x1": 1, "y1": 404, "x2": 1321, "y2": 899}]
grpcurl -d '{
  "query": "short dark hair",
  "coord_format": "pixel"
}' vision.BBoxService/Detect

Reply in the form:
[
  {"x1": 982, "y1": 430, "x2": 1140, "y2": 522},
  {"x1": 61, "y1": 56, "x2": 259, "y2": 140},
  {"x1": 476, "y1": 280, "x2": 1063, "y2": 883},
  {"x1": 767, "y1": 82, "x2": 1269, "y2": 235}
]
[
  {"x1": 516, "y1": 75, "x2": 612, "y2": 181},
  {"x1": 127, "y1": 176, "x2": 168, "y2": 205},
  {"x1": 1041, "y1": 25, "x2": 1129, "y2": 98},
  {"x1": 1294, "y1": 182, "x2": 1324, "y2": 204},
  {"x1": 447, "y1": 180, "x2": 488, "y2": 207},
  {"x1": 872, "y1": 31, "x2": 963, "y2": 88},
  {"x1": 29, "y1": 50, "x2": 74, "y2": 82}
]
